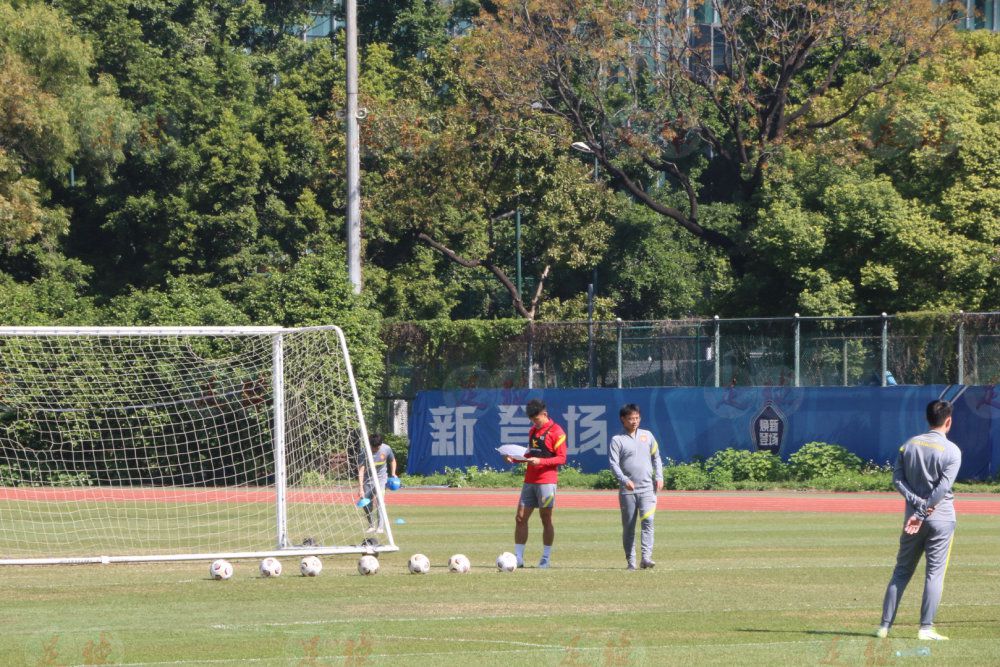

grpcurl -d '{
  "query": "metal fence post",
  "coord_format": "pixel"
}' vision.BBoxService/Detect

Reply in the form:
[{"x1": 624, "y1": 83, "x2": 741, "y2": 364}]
[
  {"x1": 616, "y1": 318, "x2": 623, "y2": 388},
  {"x1": 713, "y1": 315, "x2": 721, "y2": 388},
  {"x1": 881, "y1": 312, "x2": 888, "y2": 387},
  {"x1": 587, "y1": 284, "x2": 595, "y2": 388},
  {"x1": 957, "y1": 310, "x2": 964, "y2": 385},
  {"x1": 793, "y1": 313, "x2": 801, "y2": 387},
  {"x1": 842, "y1": 338, "x2": 848, "y2": 387}
]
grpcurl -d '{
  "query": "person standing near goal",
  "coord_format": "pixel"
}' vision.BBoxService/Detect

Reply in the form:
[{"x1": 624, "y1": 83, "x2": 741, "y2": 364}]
[
  {"x1": 876, "y1": 400, "x2": 962, "y2": 641},
  {"x1": 506, "y1": 399, "x2": 566, "y2": 568},
  {"x1": 608, "y1": 403, "x2": 664, "y2": 570},
  {"x1": 357, "y1": 433, "x2": 396, "y2": 534}
]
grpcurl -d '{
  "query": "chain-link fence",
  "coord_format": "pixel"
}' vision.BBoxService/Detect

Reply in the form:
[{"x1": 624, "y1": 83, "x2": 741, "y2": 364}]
[{"x1": 377, "y1": 313, "x2": 1000, "y2": 410}]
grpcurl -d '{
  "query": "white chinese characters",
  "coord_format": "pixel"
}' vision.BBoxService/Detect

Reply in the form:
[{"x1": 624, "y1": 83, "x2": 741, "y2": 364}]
[{"x1": 429, "y1": 406, "x2": 478, "y2": 456}]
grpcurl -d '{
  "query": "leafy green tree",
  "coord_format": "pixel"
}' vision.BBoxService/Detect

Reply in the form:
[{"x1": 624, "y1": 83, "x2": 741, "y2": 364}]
[
  {"x1": 746, "y1": 32, "x2": 999, "y2": 315},
  {"x1": 458, "y1": 0, "x2": 959, "y2": 313},
  {"x1": 0, "y1": 1, "x2": 132, "y2": 319},
  {"x1": 362, "y1": 44, "x2": 615, "y2": 320}
]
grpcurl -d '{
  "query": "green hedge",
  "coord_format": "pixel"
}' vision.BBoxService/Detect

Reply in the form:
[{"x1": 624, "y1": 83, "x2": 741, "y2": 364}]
[{"x1": 398, "y1": 444, "x2": 1000, "y2": 493}]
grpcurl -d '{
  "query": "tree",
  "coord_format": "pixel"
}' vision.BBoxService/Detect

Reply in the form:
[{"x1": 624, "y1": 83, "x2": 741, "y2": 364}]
[
  {"x1": 0, "y1": 0, "x2": 132, "y2": 317},
  {"x1": 748, "y1": 30, "x2": 1000, "y2": 315},
  {"x1": 460, "y1": 0, "x2": 959, "y2": 288},
  {"x1": 361, "y1": 44, "x2": 615, "y2": 320}
]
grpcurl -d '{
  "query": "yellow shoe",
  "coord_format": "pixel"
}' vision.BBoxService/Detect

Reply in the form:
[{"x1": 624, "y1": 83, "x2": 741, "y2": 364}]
[
  {"x1": 917, "y1": 628, "x2": 949, "y2": 641},
  {"x1": 875, "y1": 627, "x2": 888, "y2": 639}
]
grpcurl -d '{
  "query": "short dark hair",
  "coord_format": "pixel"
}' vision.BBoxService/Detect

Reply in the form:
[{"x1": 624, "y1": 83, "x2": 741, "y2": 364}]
[
  {"x1": 926, "y1": 400, "x2": 952, "y2": 428},
  {"x1": 526, "y1": 399, "x2": 546, "y2": 418},
  {"x1": 619, "y1": 403, "x2": 640, "y2": 418},
  {"x1": 369, "y1": 433, "x2": 384, "y2": 448}
]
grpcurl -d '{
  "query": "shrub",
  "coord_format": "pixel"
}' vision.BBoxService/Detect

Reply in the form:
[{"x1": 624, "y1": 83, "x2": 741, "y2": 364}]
[
  {"x1": 788, "y1": 442, "x2": 863, "y2": 480},
  {"x1": 705, "y1": 448, "x2": 788, "y2": 482},
  {"x1": 665, "y1": 463, "x2": 709, "y2": 490},
  {"x1": 558, "y1": 463, "x2": 591, "y2": 489},
  {"x1": 592, "y1": 469, "x2": 620, "y2": 490},
  {"x1": 706, "y1": 465, "x2": 733, "y2": 489},
  {"x1": 464, "y1": 465, "x2": 520, "y2": 488},
  {"x1": 444, "y1": 467, "x2": 466, "y2": 488},
  {"x1": 383, "y1": 433, "x2": 408, "y2": 472}
]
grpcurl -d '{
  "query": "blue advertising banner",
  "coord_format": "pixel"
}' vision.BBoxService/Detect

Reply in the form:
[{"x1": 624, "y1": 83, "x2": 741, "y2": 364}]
[{"x1": 407, "y1": 385, "x2": 999, "y2": 480}]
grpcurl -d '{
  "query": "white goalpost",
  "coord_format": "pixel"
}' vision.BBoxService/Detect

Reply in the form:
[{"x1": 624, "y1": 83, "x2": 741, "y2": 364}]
[{"x1": 0, "y1": 326, "x2": 397, "y2": 565}]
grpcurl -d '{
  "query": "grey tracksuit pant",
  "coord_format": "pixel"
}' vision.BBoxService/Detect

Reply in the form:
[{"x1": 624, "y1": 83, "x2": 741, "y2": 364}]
[
  {"x1": 880, "y1": 520, "x2": 956, "y2": 628},
  {"x1": 620, "y1": 492, "x2": 657, "y2": 564}
]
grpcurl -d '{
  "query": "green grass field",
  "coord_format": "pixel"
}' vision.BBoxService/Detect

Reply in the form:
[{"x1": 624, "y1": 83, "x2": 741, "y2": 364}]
[{"x1": 3, "y1": 504, "x2": 1000, "y2": 666}]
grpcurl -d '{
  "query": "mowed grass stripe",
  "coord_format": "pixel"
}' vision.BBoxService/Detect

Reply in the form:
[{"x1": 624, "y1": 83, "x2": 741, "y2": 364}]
[{"x1": 3, "y1": 505, "x2": 999, "y2": 666}]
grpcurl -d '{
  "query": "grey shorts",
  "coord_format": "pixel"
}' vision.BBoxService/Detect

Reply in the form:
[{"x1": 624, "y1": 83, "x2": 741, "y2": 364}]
[{"x1": 519, "y1": 483, "x2": 557, "y2": 509}]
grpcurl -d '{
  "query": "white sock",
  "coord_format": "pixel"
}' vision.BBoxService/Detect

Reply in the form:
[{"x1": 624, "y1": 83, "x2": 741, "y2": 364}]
[
  {"x1": 515, "y1": 544, "x2": 525, "y2": 563},
  {"x1": 542, "y1": 545, "x2": 552, "y2": 560}
]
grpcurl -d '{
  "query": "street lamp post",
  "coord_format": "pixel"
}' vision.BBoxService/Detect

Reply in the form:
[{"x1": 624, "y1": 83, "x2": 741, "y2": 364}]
[
  {"x1": 345, "y1": 0, "x2": 362, "y2": 294},
  {"x1": 571, "y1": 141, "x2": 599, "y2": 179}
]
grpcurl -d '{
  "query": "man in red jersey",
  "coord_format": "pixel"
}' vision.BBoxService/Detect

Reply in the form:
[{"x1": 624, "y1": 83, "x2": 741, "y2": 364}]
[{"x1": 505, "y1": 398, "x2": 567, "y2": 568}]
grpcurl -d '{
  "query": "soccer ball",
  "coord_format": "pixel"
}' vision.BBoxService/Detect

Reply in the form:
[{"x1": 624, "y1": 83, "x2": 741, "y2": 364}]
[
  {"x1": 407, "y1": 553, "x2": 430, "y2": 574},
  {"x1": 358, "y1": 554, "x2": 380, "y2": 575},
  {"x1": 448, "y1": 554, "x2": 471, "y2": 573},
  {"x1": 386, "y1": 476, "x2": 401, "y2": 491},
  {"x1": 259, "y1": 557, "x2": 282, "y2": 577},
  {"x1": 300, "y1": 555, "x2": 323, "y2": 577},
  {"x1": 209, "y1": 559, "x2": 233, "y2": 580},
  {"x1": 496, "y1": 552, "x2": 518, "y2": 572}
]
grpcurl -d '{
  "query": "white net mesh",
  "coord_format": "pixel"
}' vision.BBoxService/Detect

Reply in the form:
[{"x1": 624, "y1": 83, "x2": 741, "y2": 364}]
[{"x1": 0, "y1": 326, "x2": 394, "y2": 564}]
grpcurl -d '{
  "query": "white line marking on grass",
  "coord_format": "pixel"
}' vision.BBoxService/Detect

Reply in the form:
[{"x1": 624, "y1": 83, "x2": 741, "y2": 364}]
[
  {"x1": 382, "y1": 633, "x2": 565, "y2": 649},
  {"x1": 81, "y1": 638, "x2": 1000, "y2": 667}
]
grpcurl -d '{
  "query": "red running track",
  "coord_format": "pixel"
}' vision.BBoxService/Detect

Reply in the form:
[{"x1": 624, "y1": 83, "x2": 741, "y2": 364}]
[
  {"x1": 3, "y1": 486, "x2": 1000, "y2": 515},
  {"x1": 387, "y1": 488, "x2": 1000, "y2": 515}
]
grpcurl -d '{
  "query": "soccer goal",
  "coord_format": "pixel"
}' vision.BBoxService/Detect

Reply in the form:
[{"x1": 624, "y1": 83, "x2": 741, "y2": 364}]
[{"x1": 0, "y1": 326, "x2": 397, "y2": 565}]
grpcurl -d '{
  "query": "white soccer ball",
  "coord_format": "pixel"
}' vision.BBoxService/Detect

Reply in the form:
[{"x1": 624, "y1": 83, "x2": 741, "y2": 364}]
[
  {"x1": 407, "y1": 553, "x2": 430, "y2": 574},
  {"x1": 209, "y1": 559, "x2": 233, "y2": 580},
  {"x1": 358, "y1": 554, "x2": 380, "y2": 575},
  {"x1": 448, "y1": 553, "x2": 471, "y2": 574},
  {"x1": 300, "y1": 555, "x2": 323, "y2": 577},
  {"x1": 496, "y1": 552, "x2": 518, "y2": 573},
  {"x1": 259, "y1": 557, "x2": 283, "y2": 577}
]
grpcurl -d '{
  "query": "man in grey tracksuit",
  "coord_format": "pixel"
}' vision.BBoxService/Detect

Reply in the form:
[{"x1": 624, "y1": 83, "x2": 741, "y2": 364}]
[
  {"x1": 608, "y1": 404, "x2": 664, "y2": 570},
  {"x1": 877, "y1": 399, "x2": 962, "y2": 641}
]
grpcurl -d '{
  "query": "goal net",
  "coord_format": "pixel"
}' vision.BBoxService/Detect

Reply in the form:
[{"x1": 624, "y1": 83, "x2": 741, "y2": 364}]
[{"x1": 0, "y1": 326, "x2": 397, "y2": 565}]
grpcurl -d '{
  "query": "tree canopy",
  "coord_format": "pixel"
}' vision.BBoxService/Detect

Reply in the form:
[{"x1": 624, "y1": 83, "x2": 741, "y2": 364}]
[{"x1": 0, "y1": 0, "x2": 995, "y2": 351}]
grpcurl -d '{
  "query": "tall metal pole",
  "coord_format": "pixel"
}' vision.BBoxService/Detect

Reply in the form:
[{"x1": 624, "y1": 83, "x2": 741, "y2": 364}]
[{"x1": 345, "y1": 0, "x2": 362, "y2": 294}]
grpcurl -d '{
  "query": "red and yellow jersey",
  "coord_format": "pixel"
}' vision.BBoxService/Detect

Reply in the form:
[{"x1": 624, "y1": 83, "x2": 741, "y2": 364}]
[{"x1": 524, "y1": 420, "x2": 567, "y2": 484}]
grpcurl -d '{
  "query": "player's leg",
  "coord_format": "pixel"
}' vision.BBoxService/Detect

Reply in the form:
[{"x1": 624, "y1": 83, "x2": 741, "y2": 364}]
[
  {"x1": 514, "y1": 484, "x2": 538, "y2": 567},
  {"x1": 619, "y1": 492, "x2": 638, "y2": 569},
  {"x1": 637, "y1": 492, "x2": 657, "y2": 568},
  {"x1": 879, "y1": 528, "x2": 926, "y2": 632},
  {"x1": 363, "y1": 482, "x2": 378, "y2": 532},
  {"x1": 537, "y1": 484, "x2": 556, "y2": 567},
  {"x1": 918, "y1": 521, "x2": 956, "y2": 638}
]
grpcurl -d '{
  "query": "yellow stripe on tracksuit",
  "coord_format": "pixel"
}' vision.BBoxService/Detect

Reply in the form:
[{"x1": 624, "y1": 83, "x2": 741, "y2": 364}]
[
  {"x1": 640, "y1": 508, "x2": 655, "y2": 521},
  {"x1": 542, "y1": 494, "x2": 555, "y2": 508},
  {"x1": 942, "y1": 533, "x2": 955, "y2": 580},
  {"x1": 554, "y1": 435, "x2": 566, "y2": 450}
]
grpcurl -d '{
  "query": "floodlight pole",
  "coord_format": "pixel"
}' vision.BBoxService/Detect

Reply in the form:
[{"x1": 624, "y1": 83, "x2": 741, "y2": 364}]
[{"x1": 346, "y1": 0, "x2": 362, "y2": 294}]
